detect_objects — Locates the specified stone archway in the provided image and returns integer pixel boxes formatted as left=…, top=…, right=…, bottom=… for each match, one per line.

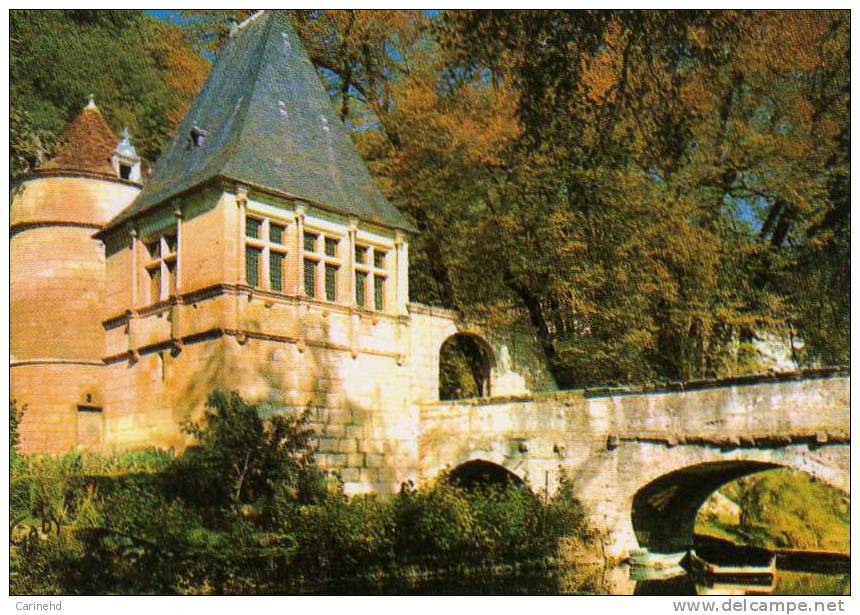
left=448, top=459, right=526, bottom=490
left=438, top=333, right=495, bottom=401
left=629, top=456, right=850, bottom=554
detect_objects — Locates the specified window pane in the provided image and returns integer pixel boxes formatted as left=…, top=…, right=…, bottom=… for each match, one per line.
left=304, top=232, right=317, bottom=252
left=325, top=237, right=338, bottom=257
left=166, top=261, right=177, bottom=295
left=164, top=234, right=177, bottom=254
left=325, top=264, right=338, bottom=301
left=246, top=246, right=261, bottom=287
left=246, top=218, right=261, bottom=239
left=374, top=250, right=386, bottom=269
left=374, top=275, right=385, bottom=311
left=355, top=272, right=366, bottom=307
left=355, top=245, right=368, bottom=264
left=149, top=268, right=160, bottom=303
left=146, top=241, right=160, bottom=260
left=270, top=252, right=284, bottom=292
left=270, top=223, right=284, bottom=244
left=304, top=259, right=317, bottom=297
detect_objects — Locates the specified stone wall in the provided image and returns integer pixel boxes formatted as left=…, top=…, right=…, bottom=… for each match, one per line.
left=11, top=174, right=139, bottom=453
left=418, top=371, right=850, bottom=556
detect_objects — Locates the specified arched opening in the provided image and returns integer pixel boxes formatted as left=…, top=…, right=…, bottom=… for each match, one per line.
left=630, top=462, right=850, bottom=595
left=439, top=333, right=494, bottom=401
left=695, top=468, right=850, bottom=555
left=631, top=461, right=850, bottom=558
left=448, top=459, right=524, bottom=490
left=631, top=461, right=780, bottom=553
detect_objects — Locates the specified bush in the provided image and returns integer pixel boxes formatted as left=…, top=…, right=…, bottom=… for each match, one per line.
left=10, top=391, right=595, bottom=594
left=173, top=390, right=320, bottom=512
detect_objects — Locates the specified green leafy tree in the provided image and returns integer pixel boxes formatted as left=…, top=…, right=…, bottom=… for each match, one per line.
left=10, top=9, right=208, bottom=178
left=10, top=398, right=22, bottom=453
left=178, top=391, right=318, bottom=511
left=393, top=9, right=850, bottom=384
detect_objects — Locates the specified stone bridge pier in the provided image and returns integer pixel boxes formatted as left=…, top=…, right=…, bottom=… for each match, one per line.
left=417, top=369, right=849, bottom=559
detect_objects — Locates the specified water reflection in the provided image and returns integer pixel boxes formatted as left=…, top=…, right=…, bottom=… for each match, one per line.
left=624, top=564, right=848, bottom=596
left=314, top=560, right=848, bottom=595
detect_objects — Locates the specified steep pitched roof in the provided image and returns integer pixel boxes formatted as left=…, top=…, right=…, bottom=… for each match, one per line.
left=106, top=10, right=414, bottom=232
left=39, top=101, right=118, bottom=177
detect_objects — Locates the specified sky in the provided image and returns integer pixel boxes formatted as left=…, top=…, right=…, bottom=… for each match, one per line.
left=145, top=9, right=186, bottom=23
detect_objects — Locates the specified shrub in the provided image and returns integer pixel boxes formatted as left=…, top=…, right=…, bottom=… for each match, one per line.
left=10, top=391, right=596, bottom=594
left=172, top=390, right=320, bottom=512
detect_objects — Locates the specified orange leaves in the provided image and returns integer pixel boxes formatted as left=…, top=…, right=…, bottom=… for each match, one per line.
left=581, top=19, right=625, bottom=103
left=389, top=58, right=521, bottom=171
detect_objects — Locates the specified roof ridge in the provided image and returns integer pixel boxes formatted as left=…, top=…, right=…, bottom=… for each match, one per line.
left=233, top=10, right=266, bottom=34
left=213, top=11, right=275, bottom=179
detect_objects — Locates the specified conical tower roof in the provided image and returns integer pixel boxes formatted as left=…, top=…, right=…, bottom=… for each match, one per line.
left=107, top=10, right=414, bottom=232
left=40, top=98, right=118, bottom=177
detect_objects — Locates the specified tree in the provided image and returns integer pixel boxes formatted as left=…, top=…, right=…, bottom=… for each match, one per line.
left=417, top=9, right=850, bottom=384
left=10, top=10, right=208, bottom=178
left=10, top=398, right=23, bottom=456
left=179, top=391, right=318, bottom=511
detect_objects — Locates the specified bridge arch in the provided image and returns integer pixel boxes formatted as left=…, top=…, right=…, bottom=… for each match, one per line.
left=629, top=452, right=850, bottom=554
left=448, top=459, right=525, bottom=489
left=438, top=332, right=495, bottom=400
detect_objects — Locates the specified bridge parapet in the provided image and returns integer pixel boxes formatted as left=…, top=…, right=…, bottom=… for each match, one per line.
left=418, top=369, right=849, bottom=487
left=417, top=369, right=849, bottom=558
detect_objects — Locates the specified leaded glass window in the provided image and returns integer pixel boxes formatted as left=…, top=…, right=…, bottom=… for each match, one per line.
left=325, top=264, right=338, bottom=301
left=374, top=250, right=386, bottom=269
left=374, top=275, right=385, bottom=311
left=304, top=259, right=317, bottom=297
left=270, top=223, right=284, bottom=245
left=304, top=232, right=318, bottom=252
left=246, top=217, right=261, bottom=239
left=246, top=246, right=261, bottom=287
left=355, top=271, right=366, bottom=307
left=325, top=237, right=338, bottom=257
left=270, top=252, right=284, bottom=291
left=355, top=244, right=368, bottom=264
left=149, top=268, right=161, bottom=303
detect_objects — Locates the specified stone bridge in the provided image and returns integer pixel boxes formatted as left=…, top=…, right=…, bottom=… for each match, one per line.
left=417, top=368, right=849, bottom=558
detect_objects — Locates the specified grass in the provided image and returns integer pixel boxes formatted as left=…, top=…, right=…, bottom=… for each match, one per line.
left=696, top=468, right=850, bottom=553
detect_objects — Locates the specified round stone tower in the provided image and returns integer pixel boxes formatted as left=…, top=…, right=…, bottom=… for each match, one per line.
left=11, top=98, right=142, bottom=452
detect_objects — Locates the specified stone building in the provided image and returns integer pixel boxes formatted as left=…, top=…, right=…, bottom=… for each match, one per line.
left=11, top=10, right=554, bottom=493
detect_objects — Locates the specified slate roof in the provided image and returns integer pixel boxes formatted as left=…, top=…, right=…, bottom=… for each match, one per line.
left=106, top=10, right=414, bottom=232
left=39, top=103, right=118, bottom=177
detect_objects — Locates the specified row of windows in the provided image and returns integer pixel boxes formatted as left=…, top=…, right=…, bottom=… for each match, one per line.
left=138, top=219, right=393, bottom=312
left=245, top=216, right=390, bottom=311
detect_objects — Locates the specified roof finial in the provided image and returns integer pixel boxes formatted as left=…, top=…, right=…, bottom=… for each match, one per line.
left=115, top=126, right=139, bottom=161
left=85, top=94, right=97, bottom=111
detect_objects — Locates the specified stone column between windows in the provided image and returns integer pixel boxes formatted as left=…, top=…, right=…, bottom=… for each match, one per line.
left=347, top=218, right=358, bottom=306
left=127, top=224, right=139, bottom=362
left=159, top=234, right=170, bottom=300
left=295, top=205, right=306, bottom=296
left=129, top=225, right=139, bottom=307
left=315, top=233, right=324, bottom=299
left=172, top=202, right=184, bottom=347
left=173, top=202, right=183, bottom=292
left=395, top=231, right=409, bottom=314
left=261, top=218, right=271, bottom=290
left=235, top=185, right=248, bottom=340
left=236, top=186, right=248, bottom=285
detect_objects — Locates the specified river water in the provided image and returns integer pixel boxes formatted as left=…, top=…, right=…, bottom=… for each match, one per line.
left=327, top=565, right=849, bottom=595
